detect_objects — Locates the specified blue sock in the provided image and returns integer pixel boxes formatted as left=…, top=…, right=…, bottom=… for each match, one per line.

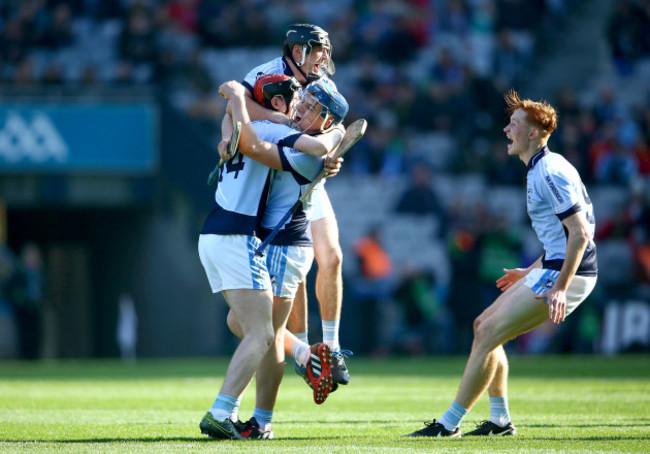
left=252, top=407, right=273, bottom=429
left=294, top=331, right=309, bottom=344
left=489, top=396, right=511, bottom=426
left=210, top=394, right=237, bottom=421
left=322, top=319, right=340, bottom=351
left=439, top=401, right=468, bottom=431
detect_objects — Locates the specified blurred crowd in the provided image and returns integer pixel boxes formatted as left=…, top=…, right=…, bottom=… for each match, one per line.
left=1, top=0, right=649, bottom=356
left=1, top=0, right=649, bottom=184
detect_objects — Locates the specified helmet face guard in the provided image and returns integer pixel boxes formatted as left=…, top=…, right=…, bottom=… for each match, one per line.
left=290, top=82, right=348, bottom=133
left=283, top=24, right=335, bottom=82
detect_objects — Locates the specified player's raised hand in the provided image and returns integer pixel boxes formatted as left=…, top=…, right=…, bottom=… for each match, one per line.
left=496, top=267, right=527, bottom=292
left=535, top=288, right=567, bottom=324
left=218, top=80, right=246, bottom=100
left=324, top=156, right=343, bottom=178
left=218, top=138, right=232, bottom=161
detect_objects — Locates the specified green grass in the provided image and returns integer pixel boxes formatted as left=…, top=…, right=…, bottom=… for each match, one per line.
left=1, top=355, right=649, bottom=453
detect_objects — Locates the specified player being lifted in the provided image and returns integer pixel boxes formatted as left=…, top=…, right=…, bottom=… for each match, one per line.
left=221, top=23, right=352, bottom=389
left=199, top=74, right=348, bottom=439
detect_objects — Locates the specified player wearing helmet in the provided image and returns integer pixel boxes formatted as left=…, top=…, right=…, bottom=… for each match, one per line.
left=282, top=23, right=335, bottom=83
left=199, top=75, right=347, bottom=439
left=220, top=23, right=353, bottom=392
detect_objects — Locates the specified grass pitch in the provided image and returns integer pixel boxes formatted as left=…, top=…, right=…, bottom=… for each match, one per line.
left=0, top=355, right=648, bottom=453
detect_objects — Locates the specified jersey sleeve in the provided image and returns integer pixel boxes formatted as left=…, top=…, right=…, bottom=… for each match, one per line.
left=242, top=58, right=288, bottom=93
left=253, top=121, right=301, bottom=144
left=540, top=167, right=581, bottom=219
left=278, top=147, right=324, bottom=185
left=242, top=68, right=260, bottom=93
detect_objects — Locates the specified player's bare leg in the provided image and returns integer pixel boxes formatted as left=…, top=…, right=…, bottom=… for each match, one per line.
left=200, top=289, right=274, bottom=439
left=229, top=299, right=334, bottom=406
left=454, top=282, right=548, bottom=410
left=311, top=211, right=351, bottom=386
left=219, top=289, right=274, bottom=398
left=255, top=296, right=292, bottom=412
left=287, top=282, right=309, bottom=336
left=312, top=214, right=343, bottom=323
left=406, top=282, right=547, bottom=438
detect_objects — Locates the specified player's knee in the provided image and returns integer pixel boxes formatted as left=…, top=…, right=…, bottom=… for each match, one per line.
left=227, top=311, right=243, bottom=339
left=473, top=316, right=483, bottom=333
left=317, top=245, right=342, bottom=271
left=473, top=321, right=497, bottom=349
left=257, top=324, right=275, bottom=349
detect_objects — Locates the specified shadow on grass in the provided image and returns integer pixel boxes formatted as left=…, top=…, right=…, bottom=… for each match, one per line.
left=3, top=432, right=649, bottom=444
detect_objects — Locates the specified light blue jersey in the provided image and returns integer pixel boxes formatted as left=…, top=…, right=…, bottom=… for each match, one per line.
left=261, top=146, right=325, bottom=246
left=526, top=146, right=597, bottom=275
left=201, top=121, right=302, bottom=236
left=241, top=56, right=335, bottom=246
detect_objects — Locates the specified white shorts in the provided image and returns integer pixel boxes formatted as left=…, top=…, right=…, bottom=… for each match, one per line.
left=198, top=234, right=271, bottom=293
left=266, top=244, right=314, bottom=298
left=524, top=268, right=597, bottom=316
left=310, top=185, right=334, bottom=222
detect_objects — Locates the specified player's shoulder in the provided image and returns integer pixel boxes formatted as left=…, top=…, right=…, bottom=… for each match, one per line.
left=540, top=150, right=578, bottom=177
left=245, top=57, right=287, bottom=80
left=255, top=120, right=299, bottom=138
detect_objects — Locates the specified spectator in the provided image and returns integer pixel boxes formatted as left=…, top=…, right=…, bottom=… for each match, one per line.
left=392, top=265, right=449, bottom=355
left=606, top=0, right=647, bottom=76
left=7, top=243, right=45, bottom=360
left=118, top=9, right=158, bottom=65
left=39, top=3, right=74, bottom=50
left=394, top=163, right=448, bottom=237
left=351, top=226, right=395, bottom=354
left=116, top=292, right=138, bottom=363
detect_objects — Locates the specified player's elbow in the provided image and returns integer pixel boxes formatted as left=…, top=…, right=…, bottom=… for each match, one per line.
left=571, top=226, right=590, bottom=247
left=239, top=137, right=258, bottom=155
left=308, top=142, right=329, bottom=157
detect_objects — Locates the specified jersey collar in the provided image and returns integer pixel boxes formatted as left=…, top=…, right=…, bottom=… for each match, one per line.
left=281, top=56, right=297, bottom=78
left=526, top=145, right=549, bottom=171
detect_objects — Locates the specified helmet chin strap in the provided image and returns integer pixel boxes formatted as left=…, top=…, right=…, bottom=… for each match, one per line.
left=291, top=45, right=323, bottom=83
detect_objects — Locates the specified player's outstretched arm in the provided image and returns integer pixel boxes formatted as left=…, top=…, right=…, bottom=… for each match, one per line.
left=496, top=255, right=543, bottom=292
left=293, top=124, right=345, bottom=157
left=220, top=80, right=284, bottom=169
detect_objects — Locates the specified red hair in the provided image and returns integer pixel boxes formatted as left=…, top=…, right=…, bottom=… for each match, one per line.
left=504, top=89, right=558, bottom=138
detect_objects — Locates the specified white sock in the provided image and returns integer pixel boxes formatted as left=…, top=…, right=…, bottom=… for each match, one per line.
left=322, top=319, right=340, bottom=351
left=230, top=397, right=242, bottom=423
left=291, top=340, right=311, bottom=368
